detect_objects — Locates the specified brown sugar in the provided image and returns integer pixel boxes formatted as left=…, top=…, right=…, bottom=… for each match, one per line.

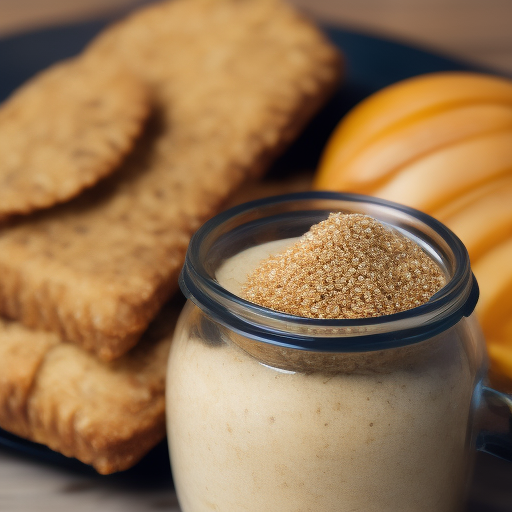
left=241, top=213, right=446, bottom=319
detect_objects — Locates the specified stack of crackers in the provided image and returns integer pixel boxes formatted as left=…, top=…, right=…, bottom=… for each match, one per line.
left=0, top=0, right=341, bottom=474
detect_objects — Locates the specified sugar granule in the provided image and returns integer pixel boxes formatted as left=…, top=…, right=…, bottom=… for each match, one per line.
left=241, top=213, right=446, bottom=319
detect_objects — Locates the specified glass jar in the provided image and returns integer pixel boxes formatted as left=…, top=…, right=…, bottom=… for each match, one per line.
left=166, top=192, right=512, bottom=512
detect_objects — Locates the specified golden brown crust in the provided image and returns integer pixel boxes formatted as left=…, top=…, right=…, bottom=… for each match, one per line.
left=0, top=320, right=60, bottom=438
left=0, top=301, right=179, bottom=474
left=0, top=57, right=150, bottom=219
left=0, top=0, right=342, bottom=361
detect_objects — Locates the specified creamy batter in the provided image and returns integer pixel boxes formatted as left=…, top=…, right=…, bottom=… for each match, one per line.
left=166, top=240, right=477, bottom=512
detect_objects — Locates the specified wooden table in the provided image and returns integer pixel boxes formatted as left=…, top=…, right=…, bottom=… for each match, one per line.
left=1, top=1, right=511, bottom=511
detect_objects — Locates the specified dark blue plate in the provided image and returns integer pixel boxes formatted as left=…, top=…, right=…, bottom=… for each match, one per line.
left=0, top=17, right=510, bottom=509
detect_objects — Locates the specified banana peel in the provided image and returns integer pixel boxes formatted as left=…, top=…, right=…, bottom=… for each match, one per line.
left=371, top=130, right=512, bottom=213
left=434, top=174, right=512, bottom=262
left=315, top=72, right=512, bottom=191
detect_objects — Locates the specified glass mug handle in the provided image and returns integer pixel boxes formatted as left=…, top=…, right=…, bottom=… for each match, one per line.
left=476, top=385, right=512, bottom=461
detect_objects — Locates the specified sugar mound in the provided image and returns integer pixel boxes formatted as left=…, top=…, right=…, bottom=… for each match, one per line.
left=242, top=213, right=445, bottom=319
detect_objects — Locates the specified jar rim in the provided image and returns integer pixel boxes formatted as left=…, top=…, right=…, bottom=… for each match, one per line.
left=179, top=192, right=479, bottom=352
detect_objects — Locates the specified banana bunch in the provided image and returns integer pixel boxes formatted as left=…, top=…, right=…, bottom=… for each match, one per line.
left=314, top=72, right=512, bottom=389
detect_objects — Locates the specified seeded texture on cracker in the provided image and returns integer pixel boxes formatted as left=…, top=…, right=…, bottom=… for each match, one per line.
left=0, top=301, right=179, bottom=474
left=0, top=57, right=150, bottom=219
left=0, top=0, right=341, bottom=360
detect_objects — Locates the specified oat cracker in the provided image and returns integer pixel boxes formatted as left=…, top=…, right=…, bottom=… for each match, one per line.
left=0, top=57, right=150, bottom=218
left=0, top=300, right=179, bottom=474
left=0, top=0, right=341, bottom=360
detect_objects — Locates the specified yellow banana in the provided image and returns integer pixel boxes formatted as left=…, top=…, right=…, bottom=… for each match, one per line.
left=318, top=104, right=512, bottom=193
left=372, top=129, right=512, bottom=213
left=315, top=71, right=512, bottom=190
left=434, top=174, right=512, bottom=262
left=473, top=236, right=512, bottom=338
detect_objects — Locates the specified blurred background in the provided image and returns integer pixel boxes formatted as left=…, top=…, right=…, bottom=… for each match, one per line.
left=1, top=0, right=511, bottom=75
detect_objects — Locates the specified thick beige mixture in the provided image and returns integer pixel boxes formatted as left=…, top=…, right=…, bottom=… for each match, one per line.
left=166, top=239, right=477, bottom=512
